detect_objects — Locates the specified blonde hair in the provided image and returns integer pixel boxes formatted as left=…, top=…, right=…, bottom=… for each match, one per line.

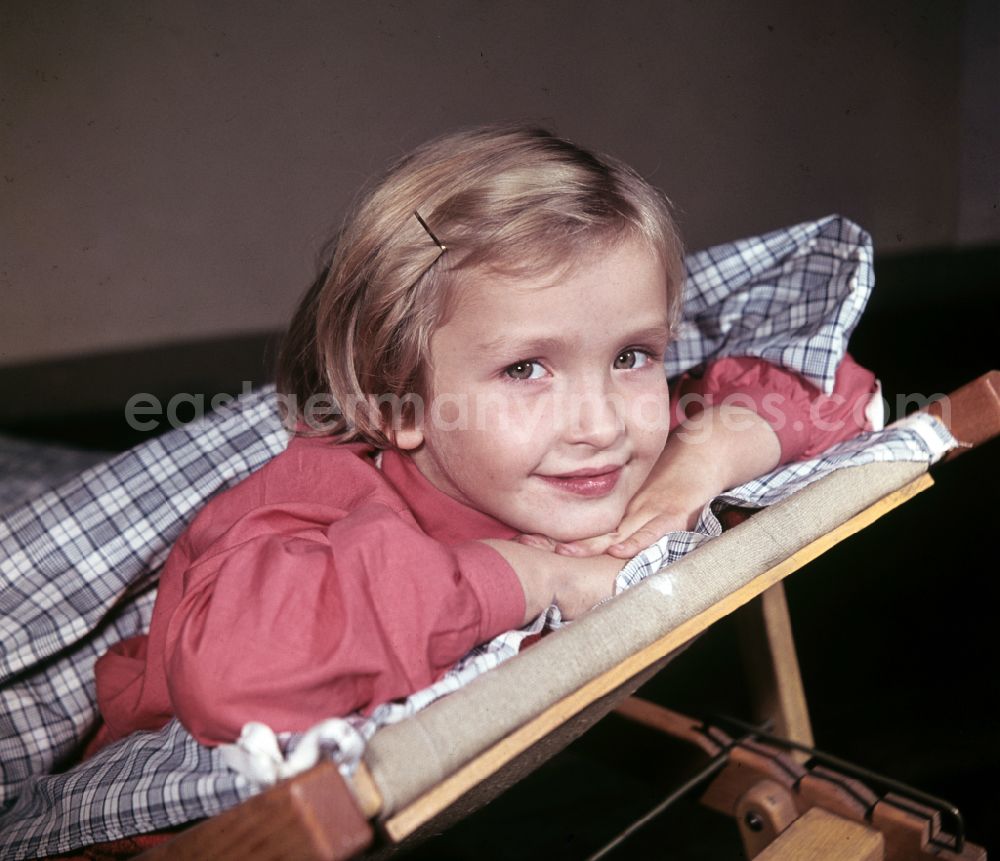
left=277, top=123, right=684, bottom=446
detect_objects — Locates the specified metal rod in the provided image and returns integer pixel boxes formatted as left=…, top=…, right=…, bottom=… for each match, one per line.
left=708, top=713, right=966, bottom=853
left=583, top=753, right=729, bottom=861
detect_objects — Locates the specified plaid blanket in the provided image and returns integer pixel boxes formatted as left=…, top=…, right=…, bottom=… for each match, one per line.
left=0, top=437, right=111, bottom=516
left=0, top=216, right=953, bottom=858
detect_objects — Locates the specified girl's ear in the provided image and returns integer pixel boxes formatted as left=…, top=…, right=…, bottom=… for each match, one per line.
left=389, top=421, right=424, bottom=451
left=378, top=391, right=425, bottom=450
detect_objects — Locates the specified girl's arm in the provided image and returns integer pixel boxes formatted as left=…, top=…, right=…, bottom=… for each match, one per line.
left=483, top=538, right=621, bottom=618
left=164, top=503, right=530, bottom=745
left=556, top=354, right=879, bottom=558
left=162, top=504, right=614, bottom=746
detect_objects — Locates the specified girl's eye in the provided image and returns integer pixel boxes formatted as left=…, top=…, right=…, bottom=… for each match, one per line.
left=613, top=349, right=650, bottom=370
left=505, top=360, right=545, bottom=381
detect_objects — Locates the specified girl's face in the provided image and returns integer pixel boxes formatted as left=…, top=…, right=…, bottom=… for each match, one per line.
left=397, top=238, right=672, bottom=543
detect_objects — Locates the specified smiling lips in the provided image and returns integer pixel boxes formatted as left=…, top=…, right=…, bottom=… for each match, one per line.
left=538, top=466, right=623, bottom=497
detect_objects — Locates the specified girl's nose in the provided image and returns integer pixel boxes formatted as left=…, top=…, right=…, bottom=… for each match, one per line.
left=563, top=385, right=626, bottom=449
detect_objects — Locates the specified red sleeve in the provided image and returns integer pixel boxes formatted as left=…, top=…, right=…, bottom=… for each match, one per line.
left=669, top=354, right=879, bottom=464
left=163, top=502, right=524, bottom=746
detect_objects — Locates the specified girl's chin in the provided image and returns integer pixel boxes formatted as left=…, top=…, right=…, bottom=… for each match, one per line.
left=533, top=512, right=625, bottom=545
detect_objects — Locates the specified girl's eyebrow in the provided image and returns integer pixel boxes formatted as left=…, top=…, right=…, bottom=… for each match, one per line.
left=476, top=334, right=568, bottom=359
left=476, top=323, right=672, bottom=358
left=622, top=323, right=673, bottom=345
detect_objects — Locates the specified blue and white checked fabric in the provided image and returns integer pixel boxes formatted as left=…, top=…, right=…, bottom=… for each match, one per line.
left=0, top=436, right=111, bottom=516
left=0, top=398, right=289, bottom=840
left=0, top=216, right=947, bottom=858
left=667, top=214, right=873, bottom=393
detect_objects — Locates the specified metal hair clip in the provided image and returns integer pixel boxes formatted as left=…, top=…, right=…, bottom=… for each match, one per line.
left=413, top=211, right=447, bottom=278
left=414, top=211, right=446, bottom=252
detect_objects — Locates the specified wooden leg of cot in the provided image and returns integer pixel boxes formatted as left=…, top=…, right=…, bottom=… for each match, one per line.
left=752, top=807, right=885, bottom=861
left=735, top=581, right=814, bottom=757
left=137, top=761, right=375, bottom=861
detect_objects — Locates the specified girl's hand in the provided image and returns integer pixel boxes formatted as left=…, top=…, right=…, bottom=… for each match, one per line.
left=558, top=497, right=705, bottom=560
left=482, top=539, right=620, bottom=622
left=554, top=405, right=782, bottom=559
left=549, top=553, right=621, bottom=619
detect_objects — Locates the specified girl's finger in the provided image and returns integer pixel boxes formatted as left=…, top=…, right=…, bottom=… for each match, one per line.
left=515, top=533, right=558, bottom=551
left=554, top=532, right=619, bottom=557
left=606, top=513, right=688, bottom=558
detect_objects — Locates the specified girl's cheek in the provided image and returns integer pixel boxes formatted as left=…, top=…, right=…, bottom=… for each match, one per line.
left=622, top=383, right=671, bottom=437
left=430, top=395, right=470, bottom=429
left=470, top=389, right=553, bottom=439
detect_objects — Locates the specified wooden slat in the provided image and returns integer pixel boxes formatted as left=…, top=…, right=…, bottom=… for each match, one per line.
left=139, top=761, right=373, bottom=861
left=613, top=695, right=724, bottom=758
left=927, top=369, right=1000, bottom=458
left=754, top=807, right=884, bottom=861
left=383, top=472, right=933, bottom=842
left=736, top=581, right=814, bottom=754
left=349, top=764, right=383, bottom=819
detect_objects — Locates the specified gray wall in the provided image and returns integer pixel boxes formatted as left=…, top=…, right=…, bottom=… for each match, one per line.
left=958, top=0, right=1000, bottom=246
left=2, top=1, right=994, bottom=367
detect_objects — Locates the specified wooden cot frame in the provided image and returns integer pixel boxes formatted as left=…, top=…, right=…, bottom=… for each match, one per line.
left=140, top=371, right=999, bottom=861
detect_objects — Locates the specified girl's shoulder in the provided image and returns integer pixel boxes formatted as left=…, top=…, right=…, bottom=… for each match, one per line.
left=183, top=437, right=388, bottom=551
left=240, top=434, right=383, bottom=501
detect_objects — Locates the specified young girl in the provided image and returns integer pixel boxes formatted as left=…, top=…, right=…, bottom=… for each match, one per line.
left=94, top=124, right=876, bottom=748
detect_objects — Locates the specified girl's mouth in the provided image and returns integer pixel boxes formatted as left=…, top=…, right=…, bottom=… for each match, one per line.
left=538, top=467, right=623, bottom=498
